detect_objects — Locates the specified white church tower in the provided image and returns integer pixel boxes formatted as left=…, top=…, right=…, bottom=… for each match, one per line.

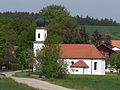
left=33, top=18, right=47, bottom=57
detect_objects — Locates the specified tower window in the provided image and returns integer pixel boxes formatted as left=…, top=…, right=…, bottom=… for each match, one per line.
left=94, top=62, right=97, bottom=70
left=38, top=33, right=40, bottom=38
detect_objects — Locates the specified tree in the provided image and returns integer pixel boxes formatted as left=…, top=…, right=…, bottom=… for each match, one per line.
left=15, top=48, right=34, bottom=71
left=104, top=33, right=112, bottom=48
left=106, top=54, right=116, bottom=72
left=40, top=5, right=69, bottom=24
left=44, top=34, right=62, bottom=44
left=48, top=14, right=78, bottom=35
left=0, top=24, right=17, bottom=45
left=107, top=53, right=120, bottom=73
left=37, top=45, right=68, bottom=78
left=63, top=27, right=89, bottom=44
left=114, top=53, right=120, bottom=73
left=91, top=29, right=103, bottom=46
left=17, top=24, right=35, bottom=48
left=0, top=31, right=8, bottom=60
left=63, top=29, right=76, bottom=44
left=77, top=27, right=89, bottom=44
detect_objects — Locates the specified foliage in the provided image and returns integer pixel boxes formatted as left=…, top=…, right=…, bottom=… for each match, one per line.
left=107, top=53, right=120, bottom=72
left=17, top=24, right=35, bottom=48
left=37, top=45, right=68, bottom=78
left=104, top=33, right=112, bottom=48
left=40, top=5, right=69, bottom=24
left=11, top=18, right=31, bottom=35
left=114, top=53, right=120, bottom=72
left=0, top=11, right=40, bottom=22
left=0, top=11, right=119, bottom=26
left=91, top=29, right=103, bottom=46
left=48, top=14, right=78, bottom=35
left=0, top=24, right=17, bottom=45
left=76, top=15, right=120, bottom=26
left=44, top=34, right=62, bottom=44
left=0, top=31, right=8, bottom=60
left=15, top=48, right=34, bottom=70
left=106, top=53, right=116, bottom=70
left=63, top=27, right=89, bottom=44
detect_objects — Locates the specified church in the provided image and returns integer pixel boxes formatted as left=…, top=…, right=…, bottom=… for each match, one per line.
left=33, top=18, right=106, bottom=75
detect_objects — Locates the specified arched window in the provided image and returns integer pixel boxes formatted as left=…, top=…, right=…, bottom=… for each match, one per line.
left=38, top=33, right=40, bottom=38
left=94, top=62, right=97, bottom=70
left=71, top=61, right=74, bottom=65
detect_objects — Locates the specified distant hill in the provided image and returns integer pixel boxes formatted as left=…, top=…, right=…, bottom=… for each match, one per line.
left=84, top=25, right=120, bottom=40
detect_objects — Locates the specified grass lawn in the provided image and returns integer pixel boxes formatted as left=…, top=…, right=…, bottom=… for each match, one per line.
left=44, top=74, right=120, bottom=90
left=0, top=78, right=38, bottom=90
left=84, top=25, right=120, bottom=40
left=13, top=72, right=120, bottom=90
left=0, top=70, right=15, bottom=72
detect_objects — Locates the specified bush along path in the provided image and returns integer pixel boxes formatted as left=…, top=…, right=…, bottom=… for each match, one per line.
left=2, top=71, right=73, bottom=90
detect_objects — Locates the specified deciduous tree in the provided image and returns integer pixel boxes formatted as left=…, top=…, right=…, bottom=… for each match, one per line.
left=37, top=45, right=68, bottom=78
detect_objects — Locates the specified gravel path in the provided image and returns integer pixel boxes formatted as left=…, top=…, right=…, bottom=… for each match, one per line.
left=2, top=71, right=73, bottom=90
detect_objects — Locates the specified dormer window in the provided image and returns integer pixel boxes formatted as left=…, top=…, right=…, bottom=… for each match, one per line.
left=105, top=52, right=109, bottom=56
left=38, top=33, right=40, bottom=38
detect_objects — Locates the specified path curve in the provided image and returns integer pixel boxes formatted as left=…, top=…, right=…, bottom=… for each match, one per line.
left=2, top=71, right=73, bottom=90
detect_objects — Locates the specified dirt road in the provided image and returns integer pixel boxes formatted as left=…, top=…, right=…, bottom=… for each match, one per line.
left=2, top=71, right=73, bottom=90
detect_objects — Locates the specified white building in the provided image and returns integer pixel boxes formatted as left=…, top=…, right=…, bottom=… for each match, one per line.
left=111, top=40, right=120, bottom=51
left=33, top=18, right=106, bottom=75
left=59, top=44, right=105, bottom=75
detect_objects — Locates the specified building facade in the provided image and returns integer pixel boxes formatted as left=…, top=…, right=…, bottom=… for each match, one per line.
left=33, top=18, right=106, bottom=75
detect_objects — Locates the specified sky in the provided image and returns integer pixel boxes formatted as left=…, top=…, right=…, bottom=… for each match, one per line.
left=0, top=0, right=120, bottom=22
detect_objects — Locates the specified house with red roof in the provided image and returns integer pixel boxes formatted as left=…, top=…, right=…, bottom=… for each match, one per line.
left=59, top=44, right=105, bottom=75
left=33, top=19, right=106, bottom=75
left=111, top=40, right=120, bottom=51
left=96, top=44, right=115, bottom=57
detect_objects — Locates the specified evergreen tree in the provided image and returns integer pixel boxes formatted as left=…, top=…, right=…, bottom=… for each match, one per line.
left=63, top=27, right=89, bottom=44
left=78, top=27, right=89, bottom=44
left=104, top=33, right=112, bottom=48
left=91, top=29, right=103, bottom=46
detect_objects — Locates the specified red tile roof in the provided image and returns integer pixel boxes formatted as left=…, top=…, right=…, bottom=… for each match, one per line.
left=71, top=60, right=89, bottom=68
left=59, top=44, right=105, bottom=59
left=111, top=40, right=120, bottom=48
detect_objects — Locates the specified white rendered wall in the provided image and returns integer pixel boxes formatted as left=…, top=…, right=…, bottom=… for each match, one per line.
left=64, top=58, right=105, bottom=75
left=36, top=28, right=47, bottom=41
left=33, top=43, right=44, bottom=57
left=112, top=47, right=120, bottom=51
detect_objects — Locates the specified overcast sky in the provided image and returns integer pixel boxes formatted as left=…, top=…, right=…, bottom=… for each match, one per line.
left=0, top=0, right=120, bottom=22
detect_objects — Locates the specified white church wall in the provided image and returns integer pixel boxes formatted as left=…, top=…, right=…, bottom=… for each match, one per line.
left=70, top=67, right=84, bottom=74
left=64, top=58, right=105, bottom=75
left=33, top=43, right=44, bottom=57
left=92, top=59, right=105, bottom=75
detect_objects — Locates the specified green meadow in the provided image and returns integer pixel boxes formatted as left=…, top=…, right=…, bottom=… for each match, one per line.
left=44, top=74, right=120, bottom=90
left=84, top=25, right=120, bottom=40
left=0, top=78, right=37, bottom=90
